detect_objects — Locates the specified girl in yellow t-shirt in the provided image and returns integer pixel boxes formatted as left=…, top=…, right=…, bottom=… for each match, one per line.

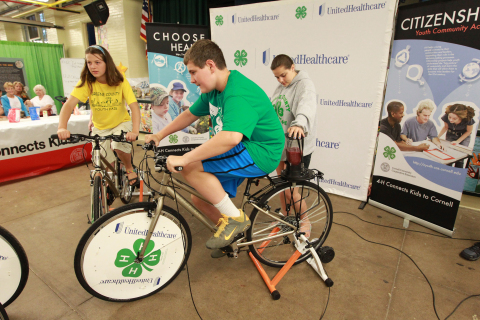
left=57, top=45, right=140, bottom=185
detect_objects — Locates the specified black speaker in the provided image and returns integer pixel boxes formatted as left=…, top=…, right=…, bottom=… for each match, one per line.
left=84, top=0, right=109, bottom=27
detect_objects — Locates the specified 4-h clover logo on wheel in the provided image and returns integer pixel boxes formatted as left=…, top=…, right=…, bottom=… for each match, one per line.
left=114, top=238, right=161, bottom=278
left=215, top=15, right=224, bottom=26
left=234, top=50, right=248, bottom=67
left=295, top=6, right=307, bottom=20
left=169, top=134, right=178, bottom=144
left=383, top=146, right=396, bottom=160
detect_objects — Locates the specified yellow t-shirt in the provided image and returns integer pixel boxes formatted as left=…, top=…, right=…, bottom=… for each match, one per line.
left=71, top=79, right=137, bottom=130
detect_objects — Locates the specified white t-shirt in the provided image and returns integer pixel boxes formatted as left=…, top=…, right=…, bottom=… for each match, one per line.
left=30, top=95, right=56, bottom=115
left=152, top=111, right=172, bottom=134
left=8, top=96, right=21, bottom=109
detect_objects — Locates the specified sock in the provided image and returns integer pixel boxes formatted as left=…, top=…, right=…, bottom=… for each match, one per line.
left=214, top=193, right=240, bottom=218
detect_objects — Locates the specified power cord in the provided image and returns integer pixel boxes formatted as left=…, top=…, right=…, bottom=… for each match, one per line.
left=334, top=210, right=480, bottom=320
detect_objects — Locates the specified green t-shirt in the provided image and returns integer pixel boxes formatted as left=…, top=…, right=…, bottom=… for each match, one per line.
left=189, top=70, right=284, bottom=173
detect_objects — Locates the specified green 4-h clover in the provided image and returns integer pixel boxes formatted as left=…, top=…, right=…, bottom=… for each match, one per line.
left=383, top=146, right=396, bottom=160
left=295, top=6, right=307, bottom=19
left=215, top=15, right=223, bottom=26
left=234, top=50, right=248, bottom=67
left=114, top=238, right=161, bottom=278
left=169, top=134, right=178, bottom=144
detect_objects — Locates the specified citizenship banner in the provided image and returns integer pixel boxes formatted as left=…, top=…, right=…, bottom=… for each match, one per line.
left=146, top=23, right=210, bottom=156
left=210, top=0, right=397, bottom=201
left=370, top=0, right=480, bottom=236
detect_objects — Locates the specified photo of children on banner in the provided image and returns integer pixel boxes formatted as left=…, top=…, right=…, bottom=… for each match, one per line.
left=167, top=81, right=197, bottom=134
left=379, top=100, right=429, bottom=152
left=149, top=87, right=171, bottom=134
left=437, top=103, right=476, bottom=168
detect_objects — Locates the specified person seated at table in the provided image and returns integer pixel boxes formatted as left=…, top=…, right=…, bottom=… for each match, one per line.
left=438, top=103, right=475, bottom=147
left=0, top=99, right=4, bottom=117
left=30, top=84, right=57, bottom=116
left=13, top=81, right=33, bottom=108
left=400, top=99, right=443, bottom=149
left=380, top=101, right=429, bottom=152
left=1, top=82, right=30, bottom=117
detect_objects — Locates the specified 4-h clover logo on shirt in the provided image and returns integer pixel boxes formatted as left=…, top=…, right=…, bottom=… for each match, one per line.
left=215, top=15, right=224, bottom=26
left=169, top=134, right=178, bottom=144
left=234, top=50, right=248, bottom=67
left=383, top=146, right=396, bottom=160
left=114, top=238, right=161, bottom=278
left=295, top=6, right=307, bottom=19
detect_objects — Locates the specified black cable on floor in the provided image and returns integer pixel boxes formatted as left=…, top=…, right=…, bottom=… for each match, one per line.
left=335, top=211, right=480, bottom=242
left=319, top=287, right=330, bottom=320
left=333, top=211, right=480, bottom=320
left=170, top=173, right=203, bottom=320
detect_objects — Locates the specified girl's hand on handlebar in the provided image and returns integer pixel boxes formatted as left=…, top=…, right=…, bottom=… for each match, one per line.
left=88, top=120, right=94, bottom=131
left=145, top=134, right=160, bottom=146
left=126, top=131, right=139, bottom=142
left=57, top=128, right=71, bottom=140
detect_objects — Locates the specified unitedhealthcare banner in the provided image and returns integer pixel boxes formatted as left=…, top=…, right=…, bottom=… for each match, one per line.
left=146, top=23, right=210, bottom=156
left=210, top=0, right=397, bottom=201
left=370, top=0, right=480, bottom=236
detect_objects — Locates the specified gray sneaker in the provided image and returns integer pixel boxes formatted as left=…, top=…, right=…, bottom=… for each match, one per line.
left=206, top=210, right=251, bottom=249
left=210, top=249, right=228, bottom=258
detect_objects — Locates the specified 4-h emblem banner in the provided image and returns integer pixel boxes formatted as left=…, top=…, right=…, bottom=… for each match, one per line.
left=146, top=23, right=211, bottom=156
left=370, top=0, right=480, bottom=236
left=211, top=0, right=397, bottom=201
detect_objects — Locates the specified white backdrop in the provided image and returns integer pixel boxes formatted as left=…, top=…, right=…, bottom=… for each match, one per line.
left=211, top=0, right=396, bottom=201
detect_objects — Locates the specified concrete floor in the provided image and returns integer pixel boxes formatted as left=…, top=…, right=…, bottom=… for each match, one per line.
left=1, top=144, right=479, bottom=320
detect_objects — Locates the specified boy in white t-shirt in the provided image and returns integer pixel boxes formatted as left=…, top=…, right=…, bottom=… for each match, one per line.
left=150, top=88, right=171, bottom=134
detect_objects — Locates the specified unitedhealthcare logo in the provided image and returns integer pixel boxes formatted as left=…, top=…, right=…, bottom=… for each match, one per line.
left=319, top=3, right=325, bottom=16
left=231, top=12, right=279, bottom=24
left=115, top=222, right=124, bottom=234
left=263, top=49, right=270, bottom=66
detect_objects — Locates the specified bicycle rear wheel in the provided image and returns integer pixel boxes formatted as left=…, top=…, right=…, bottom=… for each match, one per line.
left=0, top=226, right=29, bottom=307
left=0, top=302, right=8, bottom=320
left=92, top=176, right=104, bottom=222
left=246, top=180, right=333, bottom=268
left=74, top=202, right=192, bottom=302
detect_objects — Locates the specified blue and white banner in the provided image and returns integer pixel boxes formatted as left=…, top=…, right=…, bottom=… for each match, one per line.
left=146, top=24, right=210, bottom=156
left=370, top=0, right=480, bottom=235
left=211, top=0, right=397, bottom=201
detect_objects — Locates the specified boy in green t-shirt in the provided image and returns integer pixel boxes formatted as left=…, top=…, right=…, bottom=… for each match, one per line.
left=145, top=39, right=284, bottom=251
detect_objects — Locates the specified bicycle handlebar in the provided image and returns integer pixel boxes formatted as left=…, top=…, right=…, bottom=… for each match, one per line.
left=51, top=131, right=138, bottom=144
left=142, top=141, right=183, bottom=172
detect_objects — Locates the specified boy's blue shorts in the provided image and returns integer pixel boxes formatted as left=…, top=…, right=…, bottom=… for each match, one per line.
left=202, top=142, right=267, bottom=198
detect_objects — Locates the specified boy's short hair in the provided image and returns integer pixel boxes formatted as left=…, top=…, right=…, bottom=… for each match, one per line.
left=3, top=82, right=14, bottom=90
left=270, top=54, right=294, bottom=71
left=416, top=99, right=435, bottom=115
left=386, top=101, right=403, bottom=116
left=183, top=39, right=227, bottom=70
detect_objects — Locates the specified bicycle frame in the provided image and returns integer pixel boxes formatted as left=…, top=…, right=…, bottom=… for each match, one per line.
left=135, top=169, right=299, bottom=261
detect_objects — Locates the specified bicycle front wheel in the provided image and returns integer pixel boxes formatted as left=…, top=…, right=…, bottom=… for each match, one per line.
left=74, top=202, right=192, bottom=302
left=0, top=226, right=29, bottom=308
left=0, top=302, right=9, bottom=320
left=246, top=180, right=333, bottom=268
left=92, top=175, right=104, bottom=222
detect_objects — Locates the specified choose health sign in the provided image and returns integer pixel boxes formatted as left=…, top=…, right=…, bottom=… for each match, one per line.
left=370, top=0, right=480, bottom=236
left=211, top=0, right=397, bottom=201
left=146, top=23, right=211, bottom=156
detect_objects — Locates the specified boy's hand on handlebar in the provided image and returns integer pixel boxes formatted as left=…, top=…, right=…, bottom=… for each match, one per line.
left=166, top=155, right=185, bottom=173
left=287, top=126, right=305, bottom=139
left=145, top=134, right=160, bottom=146
left=126, top=131, right=139, bottom=142
left=57, top=128, right=71, bottom=140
